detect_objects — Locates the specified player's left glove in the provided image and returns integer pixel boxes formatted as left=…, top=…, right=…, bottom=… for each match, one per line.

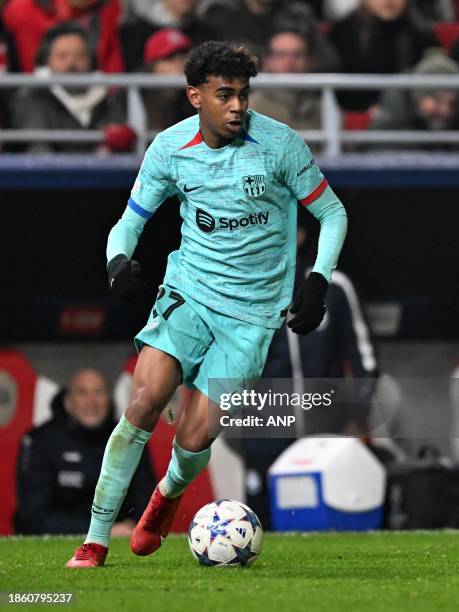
left=287, top=271, right=328, bottom=336
left=107, top=254, right=151, bottom=304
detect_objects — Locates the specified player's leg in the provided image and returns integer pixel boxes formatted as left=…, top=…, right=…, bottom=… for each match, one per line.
left=152, top=310, right=277, bottom=503
left=130, top=389, right=222, bottom=556
left=66, top=346, right=181, bottom=568
left=130, top=291, right=274, bottom=557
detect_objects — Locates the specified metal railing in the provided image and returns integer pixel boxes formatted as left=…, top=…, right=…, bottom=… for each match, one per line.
left=1, top=72, right=459, bottom=156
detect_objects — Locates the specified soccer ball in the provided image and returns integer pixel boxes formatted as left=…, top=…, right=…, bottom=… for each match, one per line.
left=188, top=499, right=263, bottom=567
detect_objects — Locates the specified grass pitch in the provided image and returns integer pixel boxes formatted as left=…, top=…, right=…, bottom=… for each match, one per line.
left=1, top=533, right=458, bottom=612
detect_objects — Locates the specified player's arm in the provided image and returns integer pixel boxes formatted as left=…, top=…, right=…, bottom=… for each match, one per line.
left=280, top=129, right=347, bottom=335
left=107, top=136, right=176, bottom=302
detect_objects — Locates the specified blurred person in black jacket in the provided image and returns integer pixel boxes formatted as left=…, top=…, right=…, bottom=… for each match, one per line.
left=10, top=22, right=135, bottom=154
left=249, top=29, right=325, bottom=145
left=15, top=369, right=155, bottom=536
left=328, top=0, right=440, bottom=111
left=369, top=51, right=459, bottom=149
left=241, top=222, right=378, bottom=528
left=121, top=0, right=215, bottom=72
left=199, top=0, right=338, bottom=65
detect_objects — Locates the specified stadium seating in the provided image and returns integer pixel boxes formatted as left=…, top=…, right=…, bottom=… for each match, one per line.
left=0, top=350, right=57, bottom=534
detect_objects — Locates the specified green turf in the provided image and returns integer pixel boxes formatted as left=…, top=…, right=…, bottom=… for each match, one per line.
left=1, top=533, right=458, bottom=612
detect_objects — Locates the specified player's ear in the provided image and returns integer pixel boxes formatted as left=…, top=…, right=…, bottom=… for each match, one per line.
left=186, top=85, right=201, bottom=110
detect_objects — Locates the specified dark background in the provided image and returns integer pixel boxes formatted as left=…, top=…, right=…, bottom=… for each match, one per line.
left=1, top=187, right=458, bottom=341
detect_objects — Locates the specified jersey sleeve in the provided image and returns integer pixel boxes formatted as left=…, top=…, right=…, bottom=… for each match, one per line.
left=279, top=128, right=348, bottom=283
left=128, top=135, right=176, bottom=219
left=279, top=128, right=328, bottom=204
left=106, top=136, right=176, bottom=262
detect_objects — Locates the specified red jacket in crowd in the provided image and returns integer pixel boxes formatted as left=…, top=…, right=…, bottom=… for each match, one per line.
left=3, top=0, right=124, bottom=72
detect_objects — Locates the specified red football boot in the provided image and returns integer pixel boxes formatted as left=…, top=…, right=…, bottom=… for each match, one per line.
left=65, top=543, right=108, bottom=568
left=130, top=487, right=182, bottom=556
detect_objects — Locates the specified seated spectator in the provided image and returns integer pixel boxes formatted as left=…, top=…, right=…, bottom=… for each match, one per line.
left=10, top=23, right=135, bottom=153
left=142, top=28, right=194, bottom=130
left=369, top=51, right=459, bottom=149
left=2, top=0, right=123, bottom=73
left=329, top=0, right=440, bottom=111
left=15, top=369, right=155, bottom=536
left=121, top=0, right=214, bottom=72
left=199, top=0, right=336, bottom=63
left=324, top=0, right=455, bottom=21
left=249, top=29, right=322, bottom=136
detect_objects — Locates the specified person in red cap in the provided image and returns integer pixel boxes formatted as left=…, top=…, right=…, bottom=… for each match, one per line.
left=142, top=28, right=194, bottom=130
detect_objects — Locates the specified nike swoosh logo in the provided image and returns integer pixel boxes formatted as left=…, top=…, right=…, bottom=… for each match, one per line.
left=183, top=185, right=203, bottom=193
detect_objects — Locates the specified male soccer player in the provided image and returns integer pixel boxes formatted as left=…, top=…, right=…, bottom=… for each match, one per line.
left=66, top=41, right=347, bottom=568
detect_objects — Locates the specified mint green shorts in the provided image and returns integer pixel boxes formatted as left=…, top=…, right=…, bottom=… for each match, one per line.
left=134, top=284, right=275, bottom=405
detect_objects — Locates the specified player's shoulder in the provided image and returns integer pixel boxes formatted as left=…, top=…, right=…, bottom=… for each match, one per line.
left=247, top=109, right=300, bottom=144
left=247, top=110, right=309, bottom=165
left=150, top=114, right=201, bottom=154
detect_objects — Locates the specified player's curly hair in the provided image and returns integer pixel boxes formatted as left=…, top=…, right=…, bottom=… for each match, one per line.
left=184, top=41, right=258, bottom=86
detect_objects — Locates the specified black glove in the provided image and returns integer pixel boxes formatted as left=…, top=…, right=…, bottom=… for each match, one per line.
left=287, top=271, right=328, bottom=335
left=107, top=254, right=151, bottom=303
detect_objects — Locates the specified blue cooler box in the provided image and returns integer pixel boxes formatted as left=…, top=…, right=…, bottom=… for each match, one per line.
left=268, top=436, right=386, bottom=531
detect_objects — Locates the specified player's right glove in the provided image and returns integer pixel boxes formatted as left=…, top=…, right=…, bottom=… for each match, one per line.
left=107, top=254, right=150, bottom=303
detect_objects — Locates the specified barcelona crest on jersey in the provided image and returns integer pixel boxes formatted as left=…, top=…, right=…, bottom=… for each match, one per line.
left=242, top=175, right=266, bottom=198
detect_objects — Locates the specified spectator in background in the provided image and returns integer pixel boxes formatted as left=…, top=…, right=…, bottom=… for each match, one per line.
left=142, top=28, right=194, bottom=130
left=249, top=30, right=322, bottom=136
left=10, top=23, right=135, bottom=153
left=121, top=0, right=214, bottom=72
left=329, top=0, right=440, bottom=111
left=15, top=369, right=155, bottom=535
left=241, top=222, right=378, bottom=528
left=369, top=51, right=459, bottom=149
left=323, top=0, right=455, bottom=21
left=199, top=0, right=338, bottom=67
left=2, top=0, right=123, bottom=73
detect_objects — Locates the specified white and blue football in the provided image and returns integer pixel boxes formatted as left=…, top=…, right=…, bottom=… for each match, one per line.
left=188, top=499, right=263, bottom=567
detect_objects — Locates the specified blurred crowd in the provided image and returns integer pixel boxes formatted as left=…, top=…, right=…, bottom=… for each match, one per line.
left=1, top=0, right=459, bottom=151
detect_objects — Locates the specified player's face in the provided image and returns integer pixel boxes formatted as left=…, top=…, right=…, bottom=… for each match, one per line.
left=187, top=76, right=250, bottom=147
left=65, top=370, right=110, bottom=429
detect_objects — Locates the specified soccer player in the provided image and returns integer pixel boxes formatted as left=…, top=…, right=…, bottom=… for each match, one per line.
left=66, top=41, right=347, bottom=568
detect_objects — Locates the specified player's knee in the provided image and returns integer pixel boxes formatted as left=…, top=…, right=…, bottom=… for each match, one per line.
left=129, top=385, right=165, bottom=419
